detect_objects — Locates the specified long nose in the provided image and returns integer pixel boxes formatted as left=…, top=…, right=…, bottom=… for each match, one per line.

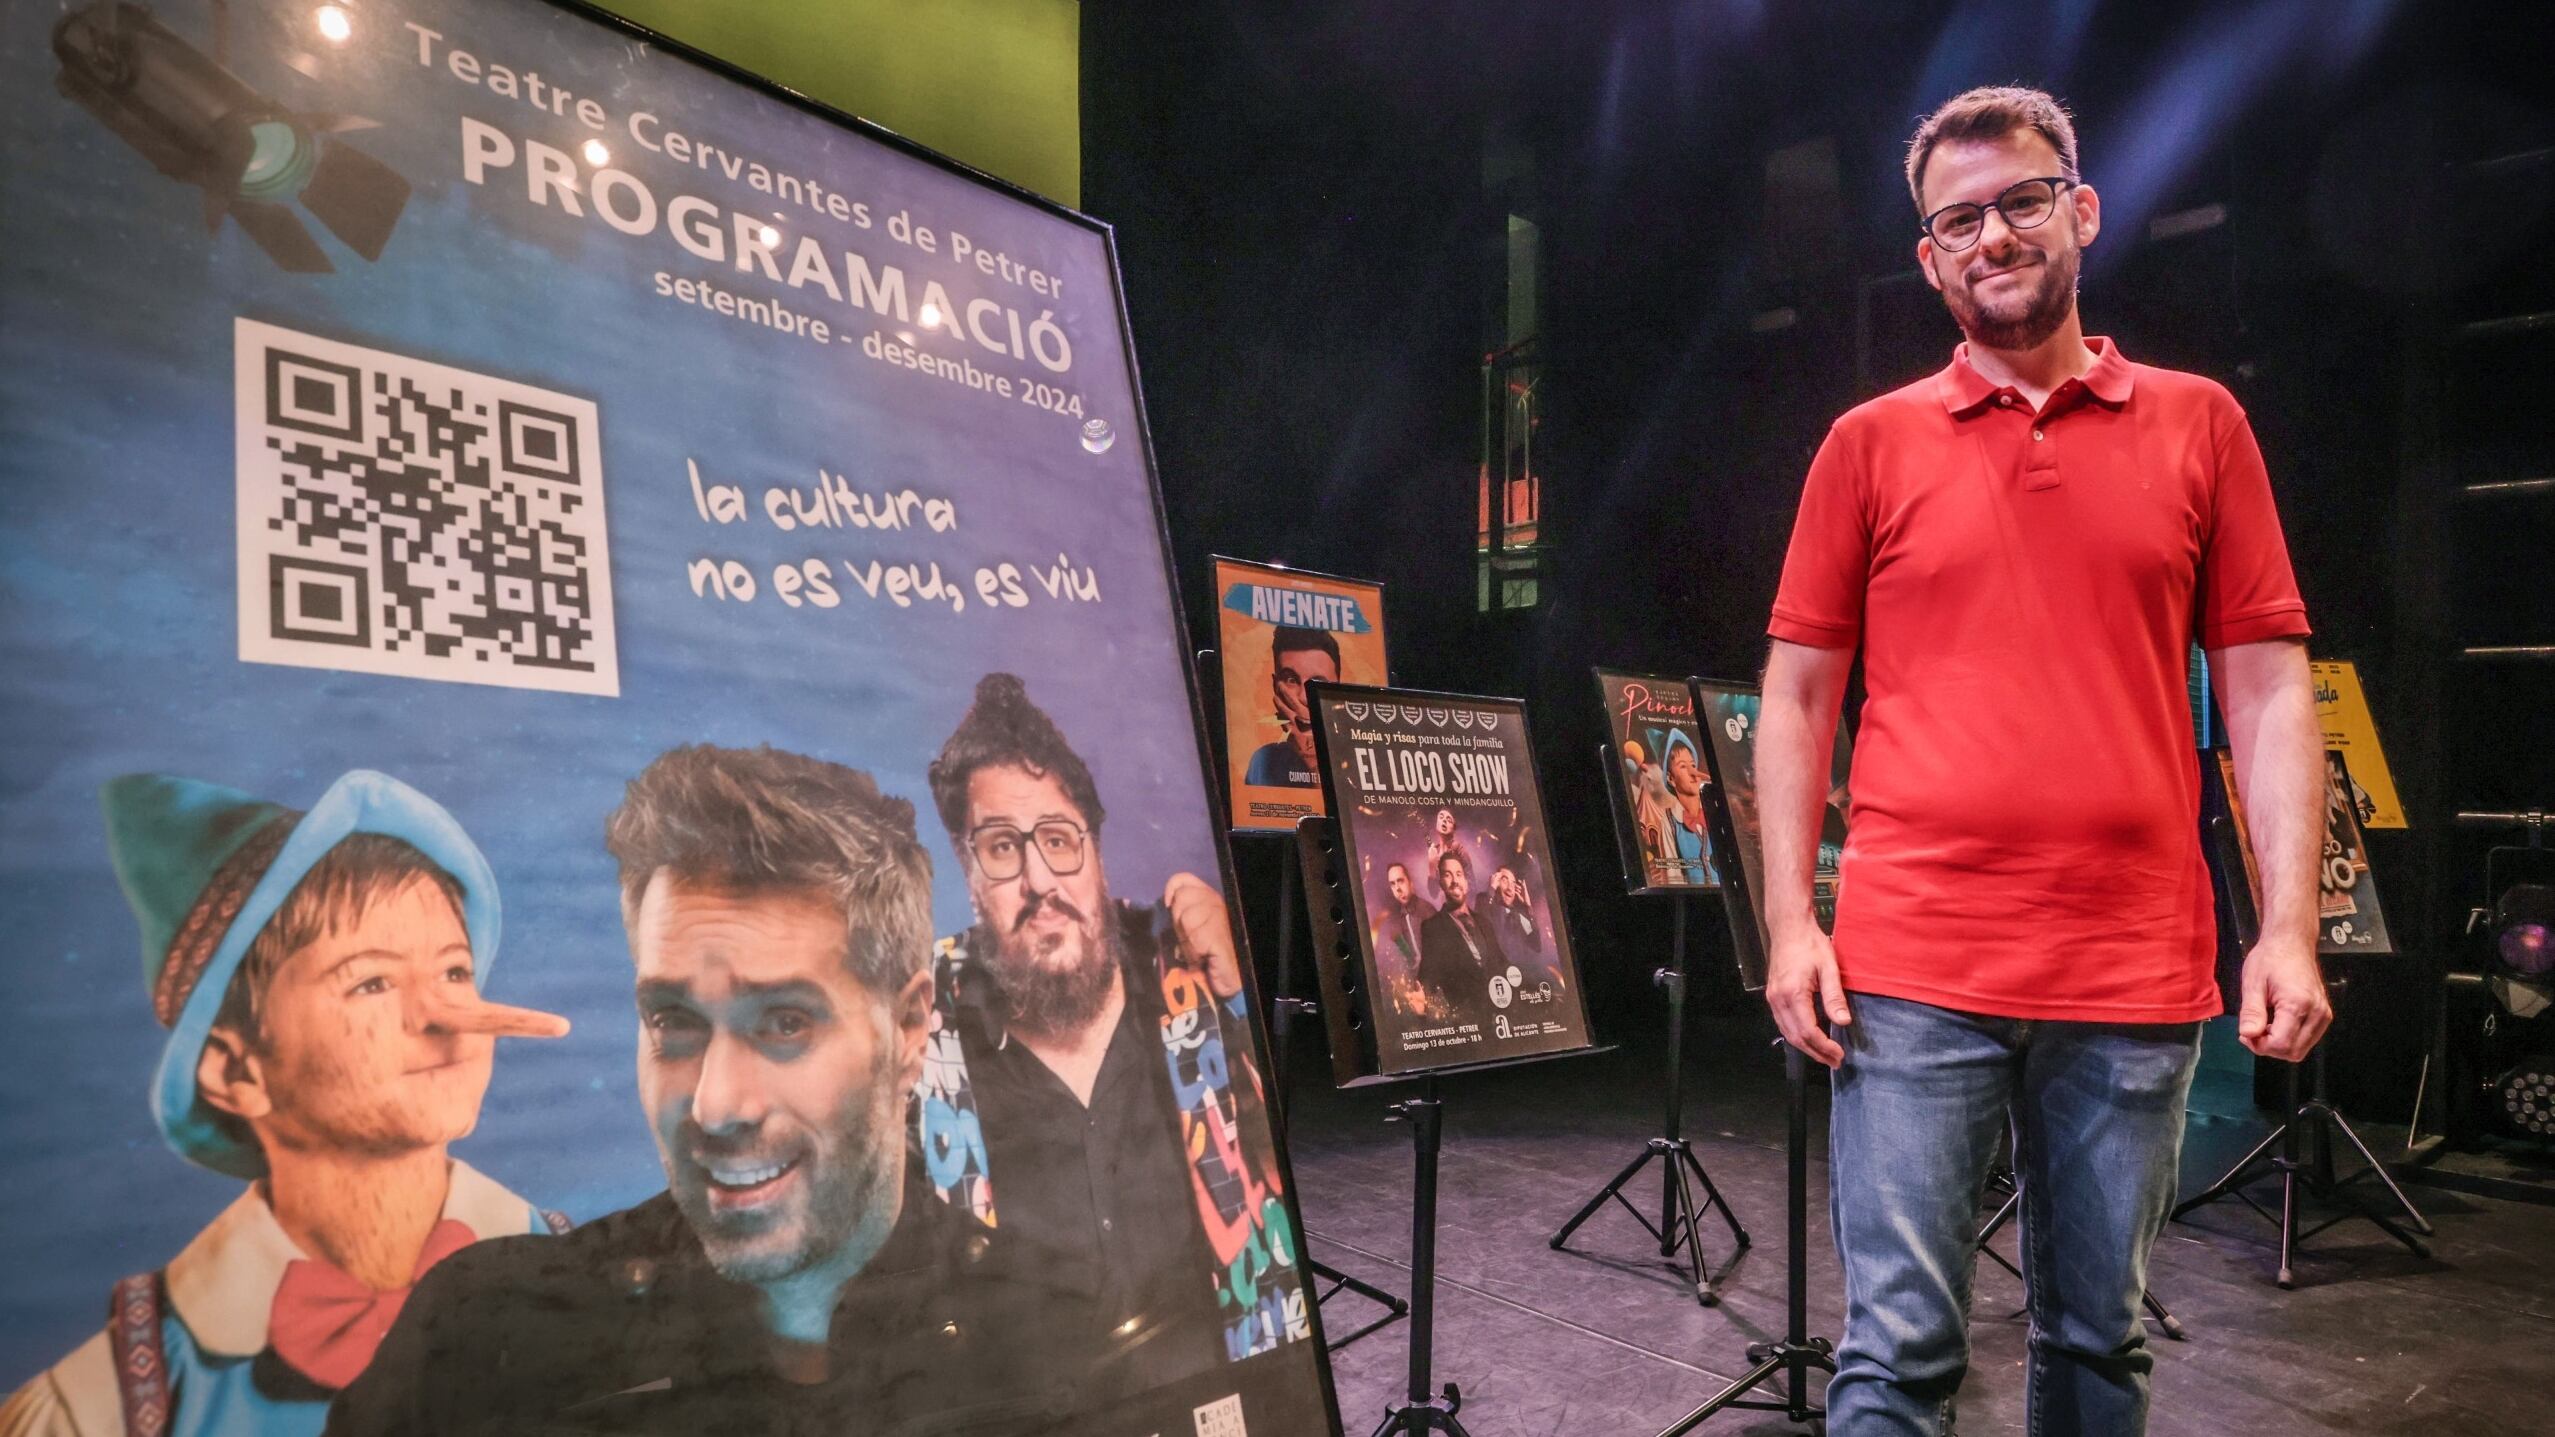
left=414, top=985, right=572, bottom=1040
left=689, top=1029, right=766, bottom=1135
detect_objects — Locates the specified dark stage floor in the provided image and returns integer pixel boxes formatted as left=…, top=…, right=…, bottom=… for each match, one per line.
left=1277, top=1014, right=2555, bottom=1437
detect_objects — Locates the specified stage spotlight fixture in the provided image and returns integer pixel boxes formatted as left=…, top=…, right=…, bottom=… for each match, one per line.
left=2497, top=883, right=2555, bottom=982
left=52, top=2, right=411, bottom=274
left=2495, top=1057, right=2555, bottom=1138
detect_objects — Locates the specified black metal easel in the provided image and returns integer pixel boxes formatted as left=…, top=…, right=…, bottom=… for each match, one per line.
left=1271, top=848, right=1412, bottom=1348
left=2176, top=800, right=2432, bottom=1287
left=1657, top=1041, right=1834, bottom=1436
left=1372, top=1074, right=1470, bottom=1437
left=1550, top=895, right=1750, bottom=1303
left=2169, top=973, right=2433, bottom=1287
left=1659, top=675, right=1836, bottom=1434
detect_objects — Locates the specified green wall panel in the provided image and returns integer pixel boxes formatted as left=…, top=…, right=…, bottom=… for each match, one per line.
left=597, top=0, right=1079, bottom=206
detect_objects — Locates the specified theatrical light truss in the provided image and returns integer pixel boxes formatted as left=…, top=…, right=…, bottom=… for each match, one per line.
left=52, top=1, right=411, bottom=274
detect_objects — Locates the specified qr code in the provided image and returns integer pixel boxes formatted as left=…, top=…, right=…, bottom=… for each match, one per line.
left=1191, top=1394, right=1247, bottom=1437
left=235, top=318, right=617, bottom=696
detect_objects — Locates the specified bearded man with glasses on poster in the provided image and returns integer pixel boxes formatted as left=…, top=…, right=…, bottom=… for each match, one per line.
left=1755, top=87, right=2328, bottom=1435
left=923, top=673, right=1301, bottom=1397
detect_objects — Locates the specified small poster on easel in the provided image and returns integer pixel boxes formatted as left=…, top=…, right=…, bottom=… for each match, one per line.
left=1690, top=678, right=1854, bottom=990
left=1306, top=683, right=1594, bottom=1076
left=2204, top=748, right=2394, bottom=956
left=1594, top=667, right=1722, bottom=894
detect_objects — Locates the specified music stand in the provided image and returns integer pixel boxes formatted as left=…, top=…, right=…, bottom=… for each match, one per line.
left=1550, top=742, right=1750, bottom=1303
left=2172, top=749, right=2432, bottom=1287
left=1656, top=678, right=1837, bottom=1434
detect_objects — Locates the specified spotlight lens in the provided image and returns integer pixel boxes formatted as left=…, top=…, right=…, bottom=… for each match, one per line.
left=238, top=120, right=319, bottom=201
left=918, top=302, right=943, bottom=327
left=316, top=5, right=352, bottom=42
left=2502, top=922, right=2554, bottom=977
left=757, top=224, right=780, bottom=246
left=582, top=139, right=610, bottom=166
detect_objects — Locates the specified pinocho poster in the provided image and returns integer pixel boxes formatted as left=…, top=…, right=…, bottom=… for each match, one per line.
left=0, top=1, right=1334, bottom=1433
left=1691, top=680, right=1853, bottom=990
left=1212, top=558, right=1388, bottom=835
left=1594, top=667, right=1721, bottom=894
left=1308, top=684, right=1591, bottom=1073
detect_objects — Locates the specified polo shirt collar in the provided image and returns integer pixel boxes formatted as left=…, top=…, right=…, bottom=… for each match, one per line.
left=1936, top=335, right=2136, bottom=415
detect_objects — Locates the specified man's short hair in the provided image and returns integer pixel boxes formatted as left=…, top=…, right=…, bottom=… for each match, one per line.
left=927, top=673, right=1106, bottom=849
left=214, top=834, right=465, bottom=1048
left=1435, top=848, right=1469, bottom=887
left=1385, top=862, right=1410, bottom=879
left=605, top=745, right=934, bottom=999
left=1270, top=626, right=1341, bottom=671
left=1905, top=85, right=2080, bottom=208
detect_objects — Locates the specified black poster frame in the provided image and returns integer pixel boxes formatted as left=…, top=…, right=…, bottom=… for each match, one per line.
left=1300, top=680, right=1597, bottom=1083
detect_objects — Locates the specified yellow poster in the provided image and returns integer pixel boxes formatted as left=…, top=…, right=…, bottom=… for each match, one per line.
left=2310, top=660, right=2405, bottom=829
left=1212, top=558, right=1389, bottom=833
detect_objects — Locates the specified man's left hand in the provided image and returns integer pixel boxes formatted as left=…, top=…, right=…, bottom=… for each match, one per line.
left=2237, top=937, right=2331, bottom=1062
left=1165, top=871, right=1244, bottom=1000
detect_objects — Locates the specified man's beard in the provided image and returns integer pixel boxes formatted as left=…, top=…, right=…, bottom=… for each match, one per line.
left=992, top=889, right=1119, bottom=1040
left=1945, top=241, right=2079, bottom=351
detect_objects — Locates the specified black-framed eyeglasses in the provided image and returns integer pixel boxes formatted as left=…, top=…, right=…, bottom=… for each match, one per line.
left=1921, top=176, right=2076, bottom=253
left=968, top=820, right=1090, bottom=880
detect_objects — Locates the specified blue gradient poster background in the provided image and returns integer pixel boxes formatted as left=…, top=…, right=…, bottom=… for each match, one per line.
left=0, top=0, right=1328, bottom=1428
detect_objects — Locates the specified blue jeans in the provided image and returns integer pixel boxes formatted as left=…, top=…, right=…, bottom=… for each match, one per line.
left=1826, top=994, right=2202, bottom=1436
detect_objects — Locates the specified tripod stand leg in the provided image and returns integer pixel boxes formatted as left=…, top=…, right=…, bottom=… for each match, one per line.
left=2141, top=1286, right=2187, bottom=1341
left=2170, top=1121, right=2287, bottom=1222
left=1654, top=1353, right=1792, bottom=1437
left=1665, top=1149, right=1719, bottom=1305
left=2320, top=1105, right=2435, bottom=1237
left=2277, top=1162, right=2298, bottom=1290
left=1550, top=1146, right=1659, bottom=1249
left=1680, top=1145, right=1753, bottom=1249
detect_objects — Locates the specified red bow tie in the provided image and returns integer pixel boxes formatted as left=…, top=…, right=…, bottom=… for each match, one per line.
left=269, top=1218, right=476, bottom=1390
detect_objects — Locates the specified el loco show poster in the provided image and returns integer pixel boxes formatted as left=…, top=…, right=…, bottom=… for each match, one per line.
left=0, top=2, right=1335, bottom=1434
left=1309, top=686, right=1592, bottom=1073
left=1211, top=559, right=1387, bottom=835
left=1594, top=667, right=1721, bottom=894
left=1692, top=682, right=1853, bottom=990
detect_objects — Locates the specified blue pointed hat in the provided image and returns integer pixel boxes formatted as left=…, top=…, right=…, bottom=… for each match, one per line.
left=102, top=770, right=502, bottom=1179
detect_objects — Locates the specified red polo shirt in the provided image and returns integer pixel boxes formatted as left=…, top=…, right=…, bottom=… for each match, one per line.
left=1769, top=338, right=2309, bottom=1022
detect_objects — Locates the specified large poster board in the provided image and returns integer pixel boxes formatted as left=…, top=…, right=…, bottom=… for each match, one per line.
left=0, top=2, right=1335, bottom=1433
left=1689, top=680, right=1853, bottom=990
left=1594, top=666, right=1722, bottom=894
left=1211, top=558, right=1388, bottom=835
left=1306, top=684, right=1593, bottom=1074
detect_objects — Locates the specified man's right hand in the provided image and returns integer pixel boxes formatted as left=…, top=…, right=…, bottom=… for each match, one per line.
left=1765, top=924, right=1850, bottom=1068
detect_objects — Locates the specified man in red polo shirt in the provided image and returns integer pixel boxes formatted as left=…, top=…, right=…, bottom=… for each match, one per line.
left=1757, top=87, right=2330, bottom=1435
